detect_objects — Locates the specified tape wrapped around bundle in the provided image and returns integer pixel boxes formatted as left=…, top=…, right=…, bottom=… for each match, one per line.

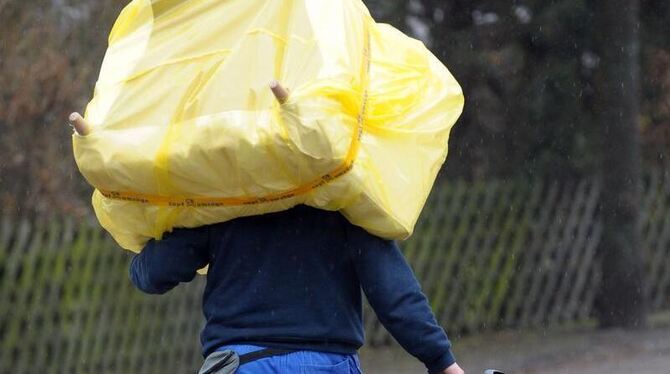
left=73, top=0, right=464, bottom=252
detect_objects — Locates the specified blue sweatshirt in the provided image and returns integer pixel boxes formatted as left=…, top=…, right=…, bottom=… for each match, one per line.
left=129, top=205, right=455, bottom=373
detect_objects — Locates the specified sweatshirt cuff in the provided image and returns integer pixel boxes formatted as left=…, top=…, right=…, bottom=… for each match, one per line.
left=426, top=349, right=456, bottom=374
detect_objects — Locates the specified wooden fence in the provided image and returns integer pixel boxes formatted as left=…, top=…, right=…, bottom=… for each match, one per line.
left=1, top=174, right=670, bottom=373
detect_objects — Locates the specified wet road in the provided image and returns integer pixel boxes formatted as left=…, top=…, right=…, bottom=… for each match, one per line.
left=360, top=325, right=670, bottom=373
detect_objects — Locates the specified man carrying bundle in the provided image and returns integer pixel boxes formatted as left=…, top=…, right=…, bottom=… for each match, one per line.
left=70, top=1, right=466, bottom=373
left=71, top=81, right=464, bottom=374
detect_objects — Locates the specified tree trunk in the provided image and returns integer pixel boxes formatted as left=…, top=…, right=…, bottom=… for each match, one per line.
left=594, top=0, right=647, bottom=327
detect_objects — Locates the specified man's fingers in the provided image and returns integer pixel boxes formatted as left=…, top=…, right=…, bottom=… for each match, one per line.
left=69, top=112, right=91, bottom=136
left=270, top=80, right=290, bottom=104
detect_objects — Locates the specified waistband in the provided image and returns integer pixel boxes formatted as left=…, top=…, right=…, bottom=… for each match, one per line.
left=216, top=344, right=360, bottom=365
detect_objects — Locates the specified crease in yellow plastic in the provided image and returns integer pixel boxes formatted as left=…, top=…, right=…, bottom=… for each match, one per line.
left=119, top=49, right=232, bottom=86
left=246, top=28, right=314, bottom=46
left=73, top=0, right=464, bottom=253
left=99, top=18, right=371, bottom=209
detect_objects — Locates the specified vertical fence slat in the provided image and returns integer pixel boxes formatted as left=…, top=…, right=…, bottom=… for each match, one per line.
left=485, top=181, right=537, bottom=327
left=521, top=182, right=573, bottom=326
left=548, top=179, right=600, bottom=324
left=502, top=180, right=551, bottom=325
left=454, top=181, right=513, bottom=331
left=434, top=181, right=498, bottom=324
left=533, top=181, right=591, bottom=326
left=467, top=181, right=525, bottom=331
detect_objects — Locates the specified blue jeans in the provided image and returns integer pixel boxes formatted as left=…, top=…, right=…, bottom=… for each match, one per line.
left=216, top=344, right=363, bottom=374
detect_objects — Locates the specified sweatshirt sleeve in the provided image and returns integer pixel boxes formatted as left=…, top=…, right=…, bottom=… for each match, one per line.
left=348, top=225, right=455, bottom=374
left=129, top=226, right=210, bottom=295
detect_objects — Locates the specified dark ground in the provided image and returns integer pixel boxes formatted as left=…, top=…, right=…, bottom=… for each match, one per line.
left=360, top=316, right=670, bottom=373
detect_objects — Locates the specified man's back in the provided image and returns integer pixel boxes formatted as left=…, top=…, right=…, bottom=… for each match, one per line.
left=201, top=205, right=363, bottom=356
left=130, top=206, right=456, bottom=373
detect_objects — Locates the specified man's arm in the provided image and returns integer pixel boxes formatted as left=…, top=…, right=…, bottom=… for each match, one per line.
left=129, top=226, right=210, bottom=295
left=348, top=225, right=462, bottom=374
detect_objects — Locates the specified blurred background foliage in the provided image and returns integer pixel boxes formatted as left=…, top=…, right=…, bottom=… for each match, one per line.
left=0, top=0, right=127, bottom=217
left=368, top=0, right=670, bottom=179
left=0, top=0, right=668, bottom=214
left=0, top=1, right=668, bottom=371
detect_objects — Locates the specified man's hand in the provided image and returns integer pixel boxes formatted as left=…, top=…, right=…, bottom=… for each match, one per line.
left=442, top=362, right=465, bottom=374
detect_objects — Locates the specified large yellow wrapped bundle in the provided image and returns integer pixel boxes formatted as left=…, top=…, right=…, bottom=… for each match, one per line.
left=73, top=0, right=464, bottom=252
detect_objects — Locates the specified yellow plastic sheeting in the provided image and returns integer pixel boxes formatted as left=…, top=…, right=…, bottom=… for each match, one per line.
left=73, top=0, right=464, bottom=252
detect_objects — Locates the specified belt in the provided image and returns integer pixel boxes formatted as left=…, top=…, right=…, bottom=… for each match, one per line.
left=239, top=348, right=297, bottom=365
